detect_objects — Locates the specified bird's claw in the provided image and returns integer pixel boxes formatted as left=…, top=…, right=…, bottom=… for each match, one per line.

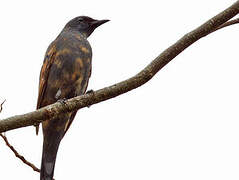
left=57, top=98, right=67, bottom=105
left=86, top=89, right=94, bottom=94
left=85, top=89, right=94, bottom=108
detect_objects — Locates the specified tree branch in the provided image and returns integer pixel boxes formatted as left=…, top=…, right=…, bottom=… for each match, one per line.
left=1, top=1, right=239, bottom=133
left=0, top=99, right=40, bottom=173
left=0, top=99, right=6, bottom=113
left=213, top=17, right=239, bottom=32
left=0, top=133, right=40, bottom=172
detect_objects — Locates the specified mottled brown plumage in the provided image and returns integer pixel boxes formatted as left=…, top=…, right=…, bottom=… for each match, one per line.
left=36, top=16, right=109, bottom=180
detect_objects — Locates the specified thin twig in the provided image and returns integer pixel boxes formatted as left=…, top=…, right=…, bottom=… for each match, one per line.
left=0, top=99, right=40, bottom=173
left=0, top=99, right=6, bottom=113
left=0, top=133, right=40, bottom=172
left=212, top=17, right=239, bottom=32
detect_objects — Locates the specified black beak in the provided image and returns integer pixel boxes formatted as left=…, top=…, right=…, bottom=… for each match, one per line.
left=92, top=19, right=110, bottom=27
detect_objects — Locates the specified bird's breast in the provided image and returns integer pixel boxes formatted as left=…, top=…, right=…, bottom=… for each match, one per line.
left=44, top=34, right=92, bottom=102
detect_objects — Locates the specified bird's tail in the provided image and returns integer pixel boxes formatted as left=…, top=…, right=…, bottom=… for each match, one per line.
left=40, top=135, right=62, bottom=180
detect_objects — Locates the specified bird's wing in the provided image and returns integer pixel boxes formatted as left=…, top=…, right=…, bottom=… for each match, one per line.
left=37, top=45, right=56, bottom=109
left=63, top=63, right=91, bottom=136
left=63, top=111, right=77, bottom=137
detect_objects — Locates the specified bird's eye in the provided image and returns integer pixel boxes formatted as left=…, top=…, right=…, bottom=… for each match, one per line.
left=78, top=18, right=83, bottom=22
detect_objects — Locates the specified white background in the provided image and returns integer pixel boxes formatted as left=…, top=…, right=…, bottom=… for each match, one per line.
left=0, top=0, right=239, bottom=180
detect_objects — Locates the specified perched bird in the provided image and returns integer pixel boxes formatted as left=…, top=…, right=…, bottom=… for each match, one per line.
left=36, top=16, right=109, bottom=180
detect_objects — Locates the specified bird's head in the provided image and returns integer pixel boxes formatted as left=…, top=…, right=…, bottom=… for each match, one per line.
left=65, top=16, right=109, bottom=37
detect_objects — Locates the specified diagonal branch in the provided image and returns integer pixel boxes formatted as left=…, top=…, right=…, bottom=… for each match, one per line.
left=0, top=99, right=6, bottom=113
left=0, top=99, right=40, bottom=173
left=213, top=17, right=239, bottom=32
left=1, top=1, right=239, bottom=133
left=0, top=133, right=40, bottom=172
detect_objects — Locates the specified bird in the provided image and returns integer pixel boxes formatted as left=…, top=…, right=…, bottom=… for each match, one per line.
left=35, top=16, right=109, bottom=180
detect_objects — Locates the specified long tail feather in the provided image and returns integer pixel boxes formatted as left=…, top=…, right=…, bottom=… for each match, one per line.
left=40, top=135, right=62, bottom=180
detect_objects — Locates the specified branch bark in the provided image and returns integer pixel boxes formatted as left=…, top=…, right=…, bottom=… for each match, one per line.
left=213, top=17, right=239, bottom=32
left=1, top=1, right=239, bottom=133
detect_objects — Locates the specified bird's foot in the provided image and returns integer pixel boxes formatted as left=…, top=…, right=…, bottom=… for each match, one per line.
left=86, top=89, right=94, bottom=94
left=85, top=89, right=94, bottom=108
left=57, top=98, right=67, bottom=105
